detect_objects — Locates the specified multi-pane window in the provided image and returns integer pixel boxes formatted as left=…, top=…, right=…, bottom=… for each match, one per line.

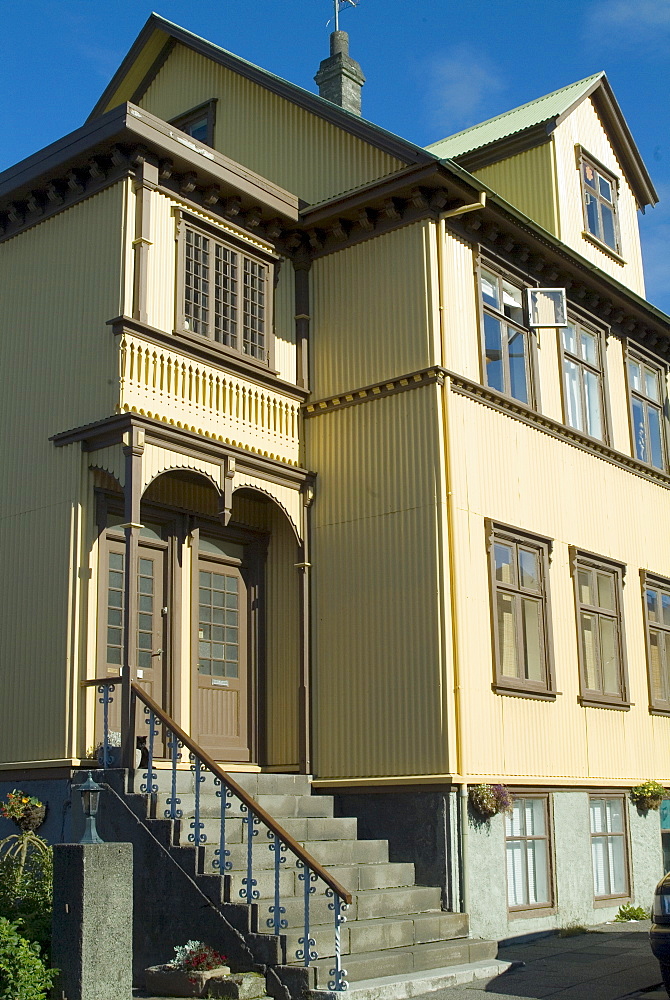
left=183, top=225, right=268, bottom=363
left=561, top=321, right=605, bottom=441
left=489, top=525, right=554, bottom=695
left=506, top=798, right=552, bottom=910
left=198, top=570, right=240, bottom=678
left=480, top=267, right=533, bottom=405
left=572, top=552, right=627, bottom=706
left=590, top=797, right=628, bottom=899
left=628, top=355, right=666, bottom=470
left=581, top=156, right=620, bottom=253
left=171, top=100, right=216, bottom=147
left=643, top=574, right=670, bottom=713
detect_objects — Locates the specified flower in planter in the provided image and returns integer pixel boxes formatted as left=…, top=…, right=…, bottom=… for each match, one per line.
left=170, top=940, right=228, bottom=984
left=630, top=780, right=666, bottom=811
left=468, top=783, right=514, bottom=819
left=0, top=791, right=46, bottom=832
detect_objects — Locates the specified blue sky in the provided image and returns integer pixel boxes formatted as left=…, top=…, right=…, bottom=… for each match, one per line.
left=2, top=0, right=669, bottom=311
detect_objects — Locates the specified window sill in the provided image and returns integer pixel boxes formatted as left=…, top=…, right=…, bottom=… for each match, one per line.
left=581, top=230, right=626, bottom=265
left=493, top=684, right=559, bottom=701
left=579, top=695, right=632, bottom=711
left=649, top=705, right=670, bottom=717
left=508, top=904, right=557, bottom=920
left=593, top=894, right=630, bottom=908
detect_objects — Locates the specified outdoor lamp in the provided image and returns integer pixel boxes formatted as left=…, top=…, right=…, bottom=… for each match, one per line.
left=77, top=770, right=104, bottom=844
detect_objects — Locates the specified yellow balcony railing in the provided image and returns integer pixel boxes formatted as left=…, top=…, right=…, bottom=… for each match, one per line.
left=118, top=333, right=301, bottom=465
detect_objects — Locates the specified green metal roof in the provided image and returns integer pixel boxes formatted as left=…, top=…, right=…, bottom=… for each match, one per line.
left=426, top=73, right=604, bottom=160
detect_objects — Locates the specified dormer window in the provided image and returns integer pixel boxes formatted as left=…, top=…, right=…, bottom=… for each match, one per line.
left=580, top=153, right=620, bottom=254
left=171, top=99, right=217, bottom=148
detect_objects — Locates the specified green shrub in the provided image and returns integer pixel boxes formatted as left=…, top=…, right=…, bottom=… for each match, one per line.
left=0, top=838, right=52, bottom=957
left=0, top=918, right=56, bottom=999
left=614, top=903, right=650, bottom=921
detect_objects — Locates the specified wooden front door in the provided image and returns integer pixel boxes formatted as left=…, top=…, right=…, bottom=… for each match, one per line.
left=194, top=537, right=251, bottom=761
left=100, top=534, right=168, bottom=738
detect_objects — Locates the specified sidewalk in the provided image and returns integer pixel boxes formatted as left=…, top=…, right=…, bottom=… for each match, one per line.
left=430, top=921, right=663, bottom=1000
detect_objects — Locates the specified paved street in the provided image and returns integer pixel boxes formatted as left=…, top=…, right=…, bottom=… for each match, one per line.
left=433, top=922, right=663, bottom=1000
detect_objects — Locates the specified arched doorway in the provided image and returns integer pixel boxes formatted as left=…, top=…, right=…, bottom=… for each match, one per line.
left=96, top=470, right=302, bottom=766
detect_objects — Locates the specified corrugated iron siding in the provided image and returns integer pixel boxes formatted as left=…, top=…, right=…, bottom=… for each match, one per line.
left=0, top=184, right=126, bottom=763
left=553, top=97, right=645, bottom=295
left=473, top=142, right=559, bottom=236
left=138, top=44, right=405, bottom=204
left=309, top=385, right=448, bottom=779
left=311, top=223, right=436, bottom=400
left=448, top=389, right=670, bottom=783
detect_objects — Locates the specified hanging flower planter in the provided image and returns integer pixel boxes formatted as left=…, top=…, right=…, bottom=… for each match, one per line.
left=0, top=790, right=46, bottom=832
left=468, top=783, right=513, bottom=819
left=630, top=780, right=666, bottom=811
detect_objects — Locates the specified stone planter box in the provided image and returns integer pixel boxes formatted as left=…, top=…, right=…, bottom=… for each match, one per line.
left=144, top=967, right=269, bottom=999
left=144, top=964, right=231, bottom=998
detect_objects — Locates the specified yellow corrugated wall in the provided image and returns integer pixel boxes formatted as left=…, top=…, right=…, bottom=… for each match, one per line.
left=474, top=142, right=560, bottom=237
left=0, top=184, right=127, bottom=764
left=309, top=385, right=448, bottom=779
left=552, top=97, right=645, bottom=295
left=138, top=44, right=405, bottom=204
left=310, top=222, right=436, bottom=400
left=448, top=388, right=670, bottom=784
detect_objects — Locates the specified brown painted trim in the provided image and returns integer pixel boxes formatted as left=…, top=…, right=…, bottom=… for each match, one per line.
left=640, top=569, right=670, bottom=716
left=589, top=791, right=632, bottom=902
left=88, top=15, right=433, bottom=169
left=505, top=793, right=556, bottom=914
left=569, top=546, right=630, bottom=710
left=107, top=315, right=308, bottom=400
left=447, top=371, right=670, bottom=491
left=303, top=366, right=445, bottom=417
left=484, top=518, right=557, bottom=698
left=557, top=316, right=612, bottom=448
left=52, top=411, right=314, bottom=490
left=589, top=80, right=658, bottom=209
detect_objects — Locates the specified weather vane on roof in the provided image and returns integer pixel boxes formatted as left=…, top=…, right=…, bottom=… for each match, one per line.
left=329, top=0, right=359, bottom=32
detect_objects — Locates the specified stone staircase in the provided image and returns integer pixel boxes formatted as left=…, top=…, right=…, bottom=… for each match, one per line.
left=147, top=768, right=496, bottom=989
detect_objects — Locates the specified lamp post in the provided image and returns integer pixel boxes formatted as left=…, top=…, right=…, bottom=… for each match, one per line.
left=77, top=771, right=103, bottom=844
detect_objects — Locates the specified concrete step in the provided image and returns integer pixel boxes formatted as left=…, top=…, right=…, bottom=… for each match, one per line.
left=223, top=861, right=417, bottom=901
left=174, top=814, right=358, bottom=845
left=309, top=958, right=512, bottom=1000
left=150, top=769, right=313, bottom=798
left=153, top=790, right=335, bottom=820
left=203, top=837, right=390, bottom=872
left=260, top=911, right=470, bottom=959
left=305, top=938, right=499, bottom=987
left=251, top=886, right=442, bottom=930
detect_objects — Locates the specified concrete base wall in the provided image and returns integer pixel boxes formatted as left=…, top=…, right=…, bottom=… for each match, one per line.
left=0, top=776, right=76, bottom=843
left=332, top=786, right=665, bottom=943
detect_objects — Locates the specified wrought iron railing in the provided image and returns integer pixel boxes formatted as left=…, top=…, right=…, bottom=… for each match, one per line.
left=83, top=677, right=351, bottom=991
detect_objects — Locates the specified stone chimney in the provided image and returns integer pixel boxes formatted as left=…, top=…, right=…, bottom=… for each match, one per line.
left=314, top=31, right=365, bottom=116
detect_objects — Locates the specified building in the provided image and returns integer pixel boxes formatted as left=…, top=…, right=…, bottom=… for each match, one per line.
left=1, top=12, right=669, bottom=966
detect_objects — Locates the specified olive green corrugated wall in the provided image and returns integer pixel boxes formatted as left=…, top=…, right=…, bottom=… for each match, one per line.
left=0, top=184, right=126, bottom=764
left=307, top=222, right=449, bottom=779
left=473, top=142, right=559, bottom=237
left=137, top=44, right=405, bottom=204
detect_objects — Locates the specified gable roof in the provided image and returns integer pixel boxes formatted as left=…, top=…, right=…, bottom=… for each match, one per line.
left=89, top=13, right=435, bottom=169
left=426, top=73, right=657, bottom=209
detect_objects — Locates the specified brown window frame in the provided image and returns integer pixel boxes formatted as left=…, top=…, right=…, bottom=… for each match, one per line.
left=486, top=520, right=556, bottom=699
left=578, top=149, right=621, bottom=256
left=589, top=794, right=630, bottom=903
left=175, top=210, right=276, bottom=374
left=477, top=258, right=539, bottom=410
left=559, top=317, right=609, bottom=444
left=505, top=794, right=555, bottom=915
left=570, top=548, right=629, bottom=709
left=170, top=99, right=217, bottom=148
left=626, top=347, right=668, bottom=472
left=641, top=570, right=670, bottom=715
